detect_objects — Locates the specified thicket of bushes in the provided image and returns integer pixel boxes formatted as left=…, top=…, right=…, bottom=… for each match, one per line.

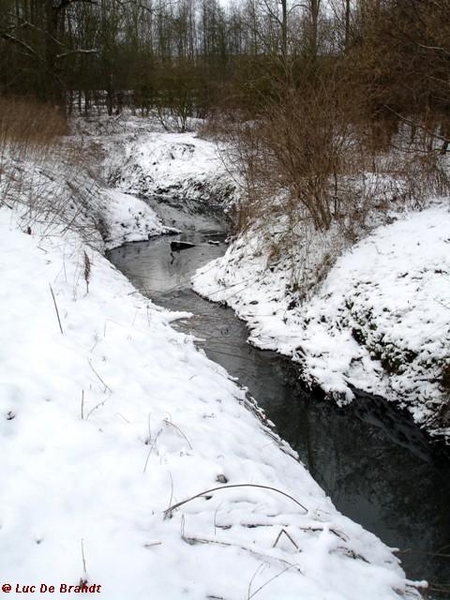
left=205, top=0, right=450, bottom=289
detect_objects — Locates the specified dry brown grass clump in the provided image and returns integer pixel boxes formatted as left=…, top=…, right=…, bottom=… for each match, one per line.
left=0, top=95, right=66, bottom=150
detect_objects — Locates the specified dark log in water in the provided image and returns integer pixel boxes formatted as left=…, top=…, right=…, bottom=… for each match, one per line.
left=170, top=240, right=196, bottom=251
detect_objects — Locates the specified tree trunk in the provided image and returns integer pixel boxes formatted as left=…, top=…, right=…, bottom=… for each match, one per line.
left=44, top=1, right=65, bottom=112
left=344, top=0, right=351, bottom=52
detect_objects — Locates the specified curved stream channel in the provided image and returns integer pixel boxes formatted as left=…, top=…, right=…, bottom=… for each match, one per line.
left=108, top=218, right=450, bottom=598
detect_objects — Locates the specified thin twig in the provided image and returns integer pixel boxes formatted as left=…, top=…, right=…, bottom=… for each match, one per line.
left=85, top=396, right=110, bottom=420
left=164, top=484, right=308, bottom=519
left=81, top=539, right=87, bottom=575
left=83, top=251, right=91, bottom=295
left=80, top=390, right=85, bottom=420
left=144, top=541, right=162, bottom=548
left=248, top=564, right=296, bottom=600
left=181, top=535, right=302, bottom=572
left=181, top=514, right=186, bottom=539
left=167, top=471, right=174, bottom=512
left=49, top=284, right=64, bottom=334
left=163, top=418, right=193, bottom=449
left=87, top=358, right=112, bottom=393
left=247, top=563, right=267, bottom=600
left=143, top=428, right=163, bottom=473
left=272, top=528, right=299, bottom=551
left=115, top=412, right=131, bottom=423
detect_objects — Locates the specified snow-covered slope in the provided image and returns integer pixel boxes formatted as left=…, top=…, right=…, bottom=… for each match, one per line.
left=74, top=114, right=238, bottom=215
left=0, top=141, right=168, bottom=250
left=0, top=117, right=424, bottom=598
left=194, top=203, right=450, bottom=442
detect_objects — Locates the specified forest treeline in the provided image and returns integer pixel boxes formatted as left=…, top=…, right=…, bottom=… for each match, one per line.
left=1, top=0, right=449, bottom=127
left=1, top=0, right=450, bottom=233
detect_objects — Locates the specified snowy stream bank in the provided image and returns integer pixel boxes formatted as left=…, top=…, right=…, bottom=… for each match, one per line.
left=193, top=204, right=450, bottom=443
left=89, top=114, right=450, bottom=444
left=109, top=224, right=450, bottom=593
left=0, top=115, right=427, bottom=599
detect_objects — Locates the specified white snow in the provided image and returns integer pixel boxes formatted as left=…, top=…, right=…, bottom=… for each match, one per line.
left=97, top=188, right=168, bottom=249
left=0, top=115, right=424, bottom=599
left=194, top=202, right=450, bottom=441
left=74, top=114, right=238, bottom=213
left=0, top=138, right=168, bottom=251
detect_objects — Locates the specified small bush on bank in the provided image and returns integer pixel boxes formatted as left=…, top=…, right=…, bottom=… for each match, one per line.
left=209, top=74, right=450, bottom=297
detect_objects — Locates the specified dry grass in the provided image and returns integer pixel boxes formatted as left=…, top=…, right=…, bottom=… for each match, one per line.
left=0, top=96, right=66, bottom=152
left=0, top=95, right=102, bottom=246
left=0, top=95, right=68, bottom=211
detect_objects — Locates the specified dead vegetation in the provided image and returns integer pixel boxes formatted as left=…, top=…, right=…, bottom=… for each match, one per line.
left=211, top=70, right=450, bottom=295
left=0, top=96, right=66, bottom=150
left=0, top=95, right=105, bottom=246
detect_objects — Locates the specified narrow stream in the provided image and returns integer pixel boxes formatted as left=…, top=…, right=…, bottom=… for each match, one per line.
left=108, top=223, right=450, bottom=599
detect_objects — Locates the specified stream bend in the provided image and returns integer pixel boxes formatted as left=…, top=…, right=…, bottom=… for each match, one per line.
left=108, top=224, right=450, bottom=598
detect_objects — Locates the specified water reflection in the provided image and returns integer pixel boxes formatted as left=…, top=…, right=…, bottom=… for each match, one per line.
left=109, top=234, right=450, bottom=598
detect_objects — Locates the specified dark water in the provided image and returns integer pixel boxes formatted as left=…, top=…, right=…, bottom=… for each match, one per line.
left=109, top=228, right=450, bottom=599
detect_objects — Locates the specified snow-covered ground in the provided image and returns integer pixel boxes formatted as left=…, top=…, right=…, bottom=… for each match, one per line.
left=74, top=114, right=238, bottom=224
left=0, top=116, right=424, bottom=598
left=194, top=202, right=450, bottom=442
left=0, top=139, right=168, bottom=251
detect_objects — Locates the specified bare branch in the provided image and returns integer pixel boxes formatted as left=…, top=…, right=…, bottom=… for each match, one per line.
left=383, top=105, right=450, bottom=144
left=0, top=32, right=40, bottom=58
left=56, top=48, right=100, bottom=59
left=416, top=42, right=450, bottom=56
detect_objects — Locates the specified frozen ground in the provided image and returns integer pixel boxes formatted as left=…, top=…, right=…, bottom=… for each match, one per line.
left=0, top=116, right=424, bottom=599
left=194, top=203, right=450, bottom=442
